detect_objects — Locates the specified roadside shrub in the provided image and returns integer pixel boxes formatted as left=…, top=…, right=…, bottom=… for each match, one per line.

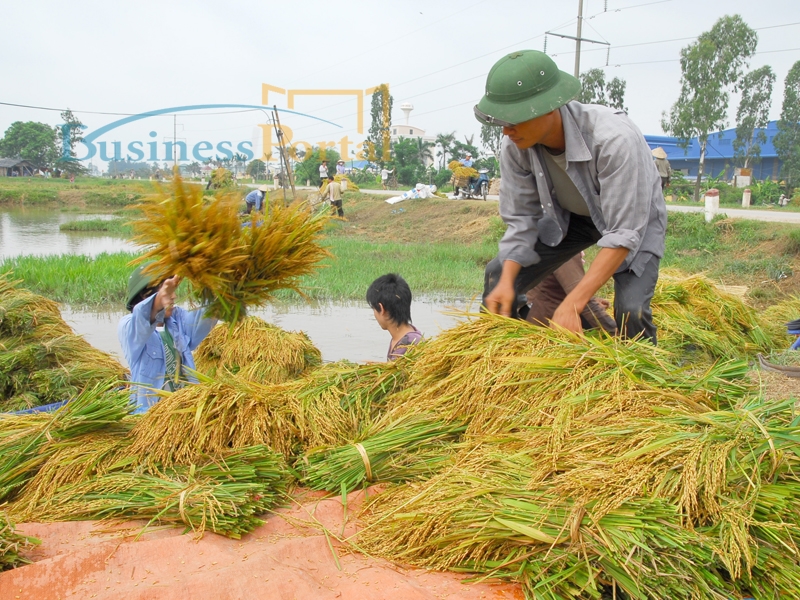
left=434, top=168, right=453, bottom=189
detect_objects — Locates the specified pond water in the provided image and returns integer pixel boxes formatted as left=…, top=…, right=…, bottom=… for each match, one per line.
left=0, top=207, right=138, bottom=258
left=63, top=300, right=474, bottom=366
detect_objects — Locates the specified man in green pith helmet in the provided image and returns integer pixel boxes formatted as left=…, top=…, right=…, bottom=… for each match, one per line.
left=118, top=265, right=217, bottom=413
left=476, top=50, right=666, bottom=343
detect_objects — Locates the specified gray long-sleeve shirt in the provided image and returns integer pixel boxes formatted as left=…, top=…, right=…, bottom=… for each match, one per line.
left=498, top=102, right=667, bottom=276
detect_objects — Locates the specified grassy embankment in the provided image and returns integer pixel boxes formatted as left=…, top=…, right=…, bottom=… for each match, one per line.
left=2, top=186, right=800, bottom=308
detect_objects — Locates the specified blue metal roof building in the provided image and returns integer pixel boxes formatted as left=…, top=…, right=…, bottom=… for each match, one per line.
left=644, top=121, right=782, bottom=181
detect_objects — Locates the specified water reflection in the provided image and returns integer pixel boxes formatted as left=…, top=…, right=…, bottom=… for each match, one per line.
left=62, top=299, right=474, bottom=366
left=0, top=208, right=138, bottom=258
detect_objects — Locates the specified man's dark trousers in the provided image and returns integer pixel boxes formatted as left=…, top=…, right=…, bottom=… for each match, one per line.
left=482, top=214, right=660, bottom=343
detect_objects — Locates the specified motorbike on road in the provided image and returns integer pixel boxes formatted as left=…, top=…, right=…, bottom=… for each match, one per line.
left=455, top=169, right=490, bottom=201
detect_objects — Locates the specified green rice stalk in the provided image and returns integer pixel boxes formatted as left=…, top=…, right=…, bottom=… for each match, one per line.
left=290, top=360, right=408, bottom=450
left=0, top=512, right=39, bottom=571
left=299, top=414, right=464, bottom=492
left=0, top=381, right=132, bottom=501
left=651, top=271, right=778, bottom=359
left=24, top=445, right=291, bottom=539
left=195, top=316, right=321, bottom=383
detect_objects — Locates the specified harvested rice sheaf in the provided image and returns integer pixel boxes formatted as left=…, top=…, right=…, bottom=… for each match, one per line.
left=0, top=512, right=38, bottom=571
left=131, top=175, right=330, bottom=322
left=0, top=382, right=132, bottom=502
left=289, top=360, right=409, bottom=450
left=385, top=312, right=750, bottom=440
left=319, top=174, right=359, bottom=196
left=129, top=360, right=408, bottom=464
left=0, top=273, right=127, bottom=411
left=22, top=445, right=291, bottom=539
left=194, top=316, right=321, bottom=383
left=128, top=375, right=300, bottom=463
left=651, top=271, right=778, bottom=359
left=299, top=413, right=464, bottom=493
left=359, top=395, right=800, bottom=599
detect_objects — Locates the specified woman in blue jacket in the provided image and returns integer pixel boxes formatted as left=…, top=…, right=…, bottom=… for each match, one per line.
left=118, top=265, right=217, bottom=413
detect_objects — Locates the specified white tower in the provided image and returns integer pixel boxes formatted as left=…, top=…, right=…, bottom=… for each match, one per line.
left=400, top=102, right=414, bottom=125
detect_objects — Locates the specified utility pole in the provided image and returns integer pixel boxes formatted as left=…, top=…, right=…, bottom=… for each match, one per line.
left=545, top=0, right=608, bottom=79
left=574, top=0, right=584, bottom=78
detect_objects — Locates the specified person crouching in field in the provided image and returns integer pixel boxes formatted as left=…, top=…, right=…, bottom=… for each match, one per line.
left=118, top=265, right=217, bottom=413
left=367, top=273, right=423, bottom=361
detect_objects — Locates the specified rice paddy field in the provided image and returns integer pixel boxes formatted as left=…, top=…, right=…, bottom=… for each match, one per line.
left=2, top=179, right=800, bottom=598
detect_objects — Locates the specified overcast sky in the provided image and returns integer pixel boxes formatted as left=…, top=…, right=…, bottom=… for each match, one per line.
left=1, top=0, right=798, bottom=166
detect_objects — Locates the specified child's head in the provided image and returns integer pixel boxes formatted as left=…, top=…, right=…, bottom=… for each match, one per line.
left=367, top=273, right=412, bottom=328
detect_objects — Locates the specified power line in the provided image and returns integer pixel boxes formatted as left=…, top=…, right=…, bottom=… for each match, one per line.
left=552, top=21, right=800, bottom=57
left=0, top=101, right=263, bottom=117
left=608, top=46, right=800, bottom=68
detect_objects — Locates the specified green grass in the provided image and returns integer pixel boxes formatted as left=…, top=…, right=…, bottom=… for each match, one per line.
left=0, top=236, right=496, bottom=307
left=1, top=252, right=137, bottom=306
left=59, top=218, right=134, bottom=235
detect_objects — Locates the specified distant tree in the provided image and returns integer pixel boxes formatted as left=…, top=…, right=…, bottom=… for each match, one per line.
left=247, top=159, right=267, bottom=179
left=365, top=84, right=393, bottom=167
left=55, top=109, right=87, bottom=176
left=0, top=121, right=59, bottom=169
left=294, top=147, right=341, bottom=185
left=733, top=66, right=775, bottom=169
left=415, top=138, right=434, bottom=166
left=662, top=14, right=758, bottom=201
left=578, top=68, right=627, bottom=111
left=450, top=138, right=480, bottom=163
left=774, top=60, right=800, bottom=192
left=435, top=131, right=456, bottom=169
left=392, top=137, right=426, bottom=185
left=480, top=123, right=503, bottom=162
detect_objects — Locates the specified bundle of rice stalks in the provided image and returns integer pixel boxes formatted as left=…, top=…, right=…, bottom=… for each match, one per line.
left=0, top=382, right=132, bottom=502
left=0, top=333, right=127, bottom=412
left=319, top=174, right=359, bottom=196
left=385, top=312, right=750, bottom=440
left=128, top=375, right=301, bottom=463
left=210, top=167, right=235, bottom=189
left=651, top=272, right=776, bottom=358
left=448, top=160, right=479, bottom=186
left=0, top=275, right=127, bottom=411
left=0, top=513, right=38, bottom=571
left=9, top=428, right=137, bottom=520
left=194, top=316, right=321, bottom=383
left=359, top=396, right=800, bottom=599
left=760, top=294, right=800, bottom=342
left=24, top=445, right=291, bottom=539
left=131, top=175, right=330, bottom=322
left=0, top=276, right=69, bottom=337
left=290, top=360, right=409, bottom=450
left=299, top=414, right=464, bottom=493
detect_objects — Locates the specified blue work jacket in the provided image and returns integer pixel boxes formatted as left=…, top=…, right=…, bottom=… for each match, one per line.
left=118, top=294, right=217, bottom=413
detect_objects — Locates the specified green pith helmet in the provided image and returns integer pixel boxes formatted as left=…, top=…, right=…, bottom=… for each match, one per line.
left=474, top=50, right=581, bottom=127
left=125, top=263, right=157, bottom=311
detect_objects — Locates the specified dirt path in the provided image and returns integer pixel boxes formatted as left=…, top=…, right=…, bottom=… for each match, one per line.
left=1, top=489, right=522, bottom=600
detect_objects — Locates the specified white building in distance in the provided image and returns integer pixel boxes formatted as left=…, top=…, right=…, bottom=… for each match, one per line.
left=390, top=102, right=437, bottom=167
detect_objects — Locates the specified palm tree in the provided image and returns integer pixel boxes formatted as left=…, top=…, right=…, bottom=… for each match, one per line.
left=415, top=138, right=434, bottom=167
left=435, top=132, right=456, bottom=169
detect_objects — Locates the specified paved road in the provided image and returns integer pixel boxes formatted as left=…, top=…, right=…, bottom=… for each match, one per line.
left=664, top=204, right=800, bottom=224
